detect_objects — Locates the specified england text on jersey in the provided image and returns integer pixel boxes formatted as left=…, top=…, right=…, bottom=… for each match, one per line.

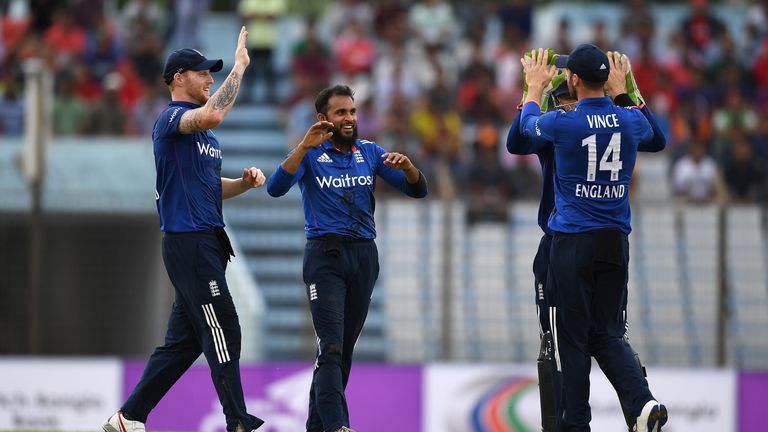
left=574, top=183, right=626, bottom=199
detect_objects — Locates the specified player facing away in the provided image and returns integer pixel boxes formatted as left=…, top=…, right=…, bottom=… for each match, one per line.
left=508, top=50, right=666, bottom=432
left=102, top=27, right=266, bottom=432
left=266, top=84, right=428, bottom=432
left=519, top=45, right=668, bottom=432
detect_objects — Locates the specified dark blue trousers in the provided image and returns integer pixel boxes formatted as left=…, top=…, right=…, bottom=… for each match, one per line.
left=122, top=230, right=262, bottom=431
left=303, top=237, right=379, bottom=432
left=549, top=229, right=653, bottom=432
left=533, top=233, right=555, bottom=334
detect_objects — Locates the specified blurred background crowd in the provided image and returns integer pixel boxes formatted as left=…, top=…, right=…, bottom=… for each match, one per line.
left=1, top=0, right=766, bottom=214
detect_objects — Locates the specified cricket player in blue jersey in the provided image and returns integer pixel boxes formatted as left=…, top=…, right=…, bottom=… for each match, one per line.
left=103, top=27, right=266, bottom=432
left=508, top=50, right=666, bottom=432
left=519, top=45, right=668, bottom=432
left=267, top=84, right=428, bottom=432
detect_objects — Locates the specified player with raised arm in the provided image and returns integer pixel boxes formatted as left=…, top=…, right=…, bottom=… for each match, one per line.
left=519, top=45, right=668, bottom=432
left=507, top=49, right=665, bottom=431
left=102, top=27, right=266, bottom=432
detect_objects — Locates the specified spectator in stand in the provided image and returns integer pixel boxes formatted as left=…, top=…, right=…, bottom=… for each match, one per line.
left=590, top=20, right=613, bottom=51
left=553, top=17, right=572, bottom=57
left=373, top=0, right=408, bottom=44
left=723, top=129, right=765, bottom=203
left=123, top=14, right=164, bottom=85
left=356, top=96, right=380, bottom=141
left=377, top=92, right=419, bottom=172
left=409, top=0, right=457, bottom=51
left=746, top=0, right=768, bottom=69
left=457, top=66, right=503, bottom=125
left=672, top=139, right=725, bottom=204
left=84, top=71, right=126, bottom=135
left=713, top=90, right=757, bottom=135
left=619, top=0, right=654, bottom=60
left=121, top=0, right=166, bottom=36
left=169, top=0, right=210, bottom=50
left=748, top=0, right=768, bottom=36
left=631, top=39, right=662, bottom=107
left=238, top=0, right=286, bottom=104
left=319, top=0, right=373, bottom=42
left=71, top=0, right=104, bottom=32
left=496, top=0, right=532, bottom=42
left=491, top=24, right=525, bottom=119
left=29, top=0, right=56, bottom=35
left=331, top=18, right=376, bottom=98
left=83, top=12, right=121, bottom=82
left=53, top=74, right=89, bottom=135
left=752, top=38, right=768, bottom=101
left=70, top=60, right=102, bottom=103
left=410, top=89, right=462, bottom=195
left=464, top=125, right=514, bottom=224
left=0, top=75, right=24, bottom=135
left=680, top=0, right=726, bottom=68
left=44, top=8, right=87, bottom=63
left=373, top=41, right=424, bottom=113
left=128, top=81, right=168, bottom=136
left=291, top=18, right=332, bottom=90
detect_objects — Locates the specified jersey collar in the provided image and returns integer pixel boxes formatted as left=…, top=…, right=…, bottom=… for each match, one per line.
left=321, top=139, right=358, bottom=154
left=576, top=96, right=612, bottom=107
left=169, top=100, right=202, bottom=109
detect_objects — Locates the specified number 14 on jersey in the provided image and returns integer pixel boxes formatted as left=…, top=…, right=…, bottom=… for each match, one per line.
left=582, top=133, right=623, bottom=182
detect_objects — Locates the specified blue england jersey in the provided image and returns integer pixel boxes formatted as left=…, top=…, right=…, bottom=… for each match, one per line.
left=267, top=139, right=428, bottom=239
left=153, top=101, right=225, bottom=232
left=520, top=97, right=653, bottom=234
left=508, top=102, right=666, bottom=236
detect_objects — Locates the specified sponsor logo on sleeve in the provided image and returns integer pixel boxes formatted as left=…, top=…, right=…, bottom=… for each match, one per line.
left=168, top=107, right=182, bottom=123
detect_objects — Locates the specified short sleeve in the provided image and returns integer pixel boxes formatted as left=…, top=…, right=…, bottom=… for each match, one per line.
left=153, top=106, right=187, bottom=140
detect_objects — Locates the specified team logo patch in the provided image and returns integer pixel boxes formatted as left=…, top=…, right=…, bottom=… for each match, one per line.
left=209, top=280, right=220, bottom=297
left=309, top=283, right=317, bottom=301
left=317, top=153, right=333, bottom=163
left=354, top=150, right=365, bottom=163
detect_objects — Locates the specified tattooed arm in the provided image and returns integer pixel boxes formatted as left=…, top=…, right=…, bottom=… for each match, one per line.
left=178, top=26, right=251, bottom=134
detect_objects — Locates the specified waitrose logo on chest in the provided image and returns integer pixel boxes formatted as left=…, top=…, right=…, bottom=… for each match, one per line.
left=197, top=142, right=222, bottom=159
left=316, top=174, right=373, bottom=188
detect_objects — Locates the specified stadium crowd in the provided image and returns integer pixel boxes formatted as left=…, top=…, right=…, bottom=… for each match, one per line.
left=1, top=0, right=766, bottom=213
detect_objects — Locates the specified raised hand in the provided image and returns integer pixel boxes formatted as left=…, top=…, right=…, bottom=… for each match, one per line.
left=604, top=51, right=628, bottom=99
left=300, top=121, right=334, bottom=149
left=235, top=26, right=250, bottom=68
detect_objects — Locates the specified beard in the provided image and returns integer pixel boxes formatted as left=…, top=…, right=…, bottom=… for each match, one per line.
left=330, top=125, right=358, bottom=148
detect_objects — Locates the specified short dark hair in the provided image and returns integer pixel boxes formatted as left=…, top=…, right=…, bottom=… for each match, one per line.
left=315, top=85, right=355, bottom=115
left=580, top=79, right=605, bottom=91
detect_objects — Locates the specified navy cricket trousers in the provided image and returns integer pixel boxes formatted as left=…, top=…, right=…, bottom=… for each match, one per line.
left=549, top=229, right=653, bottom=431
left=533, top=233, right=555, bottom=335
left=122, top=230, right=261, bottom=431
left=303, top=237, right=379, bottom=432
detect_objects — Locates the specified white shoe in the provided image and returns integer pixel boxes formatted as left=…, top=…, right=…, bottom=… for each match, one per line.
left=102, top=411, right=146, bottom=432
left=635, top=400, right=668, bottom=432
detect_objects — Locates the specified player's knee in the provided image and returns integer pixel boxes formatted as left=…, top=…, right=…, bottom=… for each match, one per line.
left=318, top=341, right=342, bottom=365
